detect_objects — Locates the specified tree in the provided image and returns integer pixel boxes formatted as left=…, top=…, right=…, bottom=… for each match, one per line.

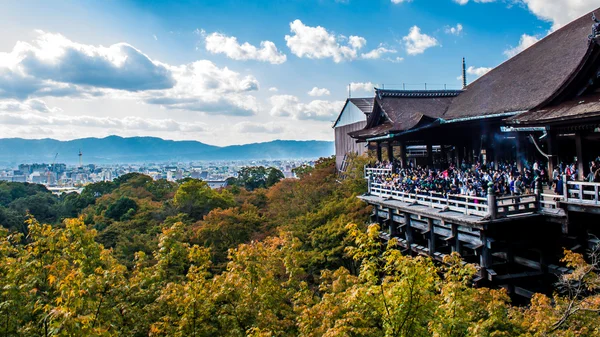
left=173, top=179, right=234, bottom=220
left=266, top=167, right=285, bottom=187
left=105, top=196, right=139, bottom=221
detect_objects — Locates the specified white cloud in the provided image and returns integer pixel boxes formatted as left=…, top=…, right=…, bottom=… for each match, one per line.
left=467, top=66, right=492, bottom=78
left=350, top=82, right=375, bottom=93
left=0, top=31, right=261, bottom=117
left=204, top=32, right=287, bottom=64
left=0, top=112, right=208, bottom=132
left=0, top=31, right=174, bottom=98
left=361, top=45, right=397, bottom=59
left=386, top=57, right=405, bottom=63
left=519, top=0, right=598, bottom=30
left=452, top=0, right=495, bottom=5
left=307, top=87, right=331, bottom=97
left=234, top=121, right=287, bottom=134
left=402, top=26, right=439, bottom=55
left=268, top=87, right=278, bottom=92
left=445, top=23, right=464, bottom=36
left=0, top=98, right=62, bottom=113
left=269, top=95, right=344, bottom=121
left=284, top=20, right=393, bottom=62
left=391, top=0, right=412, bottom=3
left=503, top=34, right=540, bottom=58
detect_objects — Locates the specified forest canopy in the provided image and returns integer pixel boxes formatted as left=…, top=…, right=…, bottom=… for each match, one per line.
left=0, top=156, right=598, bottom=336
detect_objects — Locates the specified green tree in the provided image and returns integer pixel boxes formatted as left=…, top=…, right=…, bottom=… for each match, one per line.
left=174, top=179, right=234, bottom=220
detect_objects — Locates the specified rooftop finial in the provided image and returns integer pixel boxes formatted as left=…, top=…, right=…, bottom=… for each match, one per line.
left=589, top=12, right=600, bottom=42
left=462, top=57, right=467, bottom=89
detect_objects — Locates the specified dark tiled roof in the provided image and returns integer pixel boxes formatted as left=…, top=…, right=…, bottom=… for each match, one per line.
left=445, top=7, right=598, bottom=120
left=348, top=90, right=457, bottom=139
left=507, top=92, right=600, bottom=125
left=348, top=98, right=374, bottom=114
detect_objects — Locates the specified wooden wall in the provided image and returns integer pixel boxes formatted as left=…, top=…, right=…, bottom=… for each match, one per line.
left=335, top=121, right=367, bottom=171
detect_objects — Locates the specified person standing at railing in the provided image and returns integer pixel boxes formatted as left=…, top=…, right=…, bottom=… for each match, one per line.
left=553, top=175, right=564, bottom=197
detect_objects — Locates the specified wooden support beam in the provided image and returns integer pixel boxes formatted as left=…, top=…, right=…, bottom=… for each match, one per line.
left=427, top=218, right=435, bottom=257
left=400, top=142, right=407, bottom=168
left=547, top=129, right=556, bottom=181
left=515, top=135, right=523, bottom=172
left=376, top=143, right=382, bottom=162
left=575, top=132, right=585, bottom=181
left=426, top=143, right=434, bottom=168
left=387, top=142, right=394, bottom=162
left=405, top=213, right=414, bottom=254
left=451, top=223, right=460, bottom=254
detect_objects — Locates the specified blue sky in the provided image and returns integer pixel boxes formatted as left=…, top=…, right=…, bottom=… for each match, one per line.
left=0, top=0, right=597, bottom=145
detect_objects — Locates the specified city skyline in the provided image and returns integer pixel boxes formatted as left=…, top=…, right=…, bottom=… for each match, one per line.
left=0, top=0, right=597, bottom=146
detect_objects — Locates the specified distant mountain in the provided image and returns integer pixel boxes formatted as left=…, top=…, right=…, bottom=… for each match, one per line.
left=0, top=136, right=334, bottom=165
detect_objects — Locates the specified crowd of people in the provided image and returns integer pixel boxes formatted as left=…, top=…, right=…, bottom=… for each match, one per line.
left=366, top=157, right=600, bottom=199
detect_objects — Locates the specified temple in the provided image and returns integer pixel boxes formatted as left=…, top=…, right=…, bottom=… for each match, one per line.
left=335, top=7, right=600, bottom=298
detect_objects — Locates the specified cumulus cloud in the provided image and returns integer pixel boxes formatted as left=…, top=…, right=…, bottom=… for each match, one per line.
left=269, top=94, right=344, bottom=121
left=402, top=26, right=439, bottom=55
left=203, top=31, right=287, bottom=64
left=0, top=31, right=261, bottom=116
left=234, top=121, right=287, bottom=134
left=467, top=66, right=492, bottom=79
left=142, top=60, right=259, bottom=116
left=268, top=87, right=279, bottom=92
left=519, top=0, right=598, bottom=30
left=307, top=87, right=331, bottom=97
left=504, top=34, right=539, bottom=58
left=0, top=31, right=174, bottom=99
left=284, top=20, right=394, bottom=62
left=0, top=112, right=208, bottom=132
left=350, top=82, right=375, bottom=93
left=445, top=24, right=464, bottom=36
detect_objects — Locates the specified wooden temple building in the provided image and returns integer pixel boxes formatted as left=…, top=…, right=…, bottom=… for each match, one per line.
left=335, top=8, right=600, bottom=298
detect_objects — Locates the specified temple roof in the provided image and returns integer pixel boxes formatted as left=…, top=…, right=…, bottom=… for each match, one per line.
left=445, top=7, right=597, bottom=120
left=506, top=92, right=600, bottom=125
left=348, top=89, right=458, bottom=139
left=348, top=98, right=374, bottom=114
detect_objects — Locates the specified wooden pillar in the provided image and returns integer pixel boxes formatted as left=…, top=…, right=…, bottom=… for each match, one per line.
left=426, top=143, right=434, bottom=168
left=388, top=211, right=398, bottom=237
left=440, top=145, right=447, bottom=167
left=376, top=143, right=382, bottom=162
left=427, top=218, right=435, bottom=257
left=515, top=134, right=523, bottom=172
left=575, top=132, right=585, bottom=181
left=547, top=129, right=556, bottom=180
left=400, top=142, right=407, bottom=168
left=493, top=143, right=500, bottom=170
left=405, top=213, right=414, bottom=255
left=451, top=223, right=460, bottom=254
left=480, top=229, right=491, bottom=270
left=456, top=144, right=463, bottom=167
left=374, top=205, right=380, bottom=224
left=387, top=142, right=394, bottom=162
left=465, top=144, right=472, bottom=165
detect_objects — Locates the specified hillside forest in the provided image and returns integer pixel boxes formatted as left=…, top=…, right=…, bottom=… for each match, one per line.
left=0, top=155, right=599, bottom=336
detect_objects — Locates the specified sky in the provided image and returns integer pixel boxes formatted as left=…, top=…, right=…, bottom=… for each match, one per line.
left=0, top=0, right=598, bottom=146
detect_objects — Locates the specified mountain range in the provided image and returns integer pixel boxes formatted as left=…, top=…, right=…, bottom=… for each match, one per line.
left=0, top=136, right=334, bottom=165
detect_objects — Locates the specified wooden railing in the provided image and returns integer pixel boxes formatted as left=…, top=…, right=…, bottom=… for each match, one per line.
left=364, top=166, right=392, bottom=178
left=368, top=181, right=541, bottom=219
left=495, top=195, right=538, bottom=217
left=370, top=182, right=489, bottom=217
left=539, top=193, right=564, bottom=210
left=565, top=180, right=600, bottom=205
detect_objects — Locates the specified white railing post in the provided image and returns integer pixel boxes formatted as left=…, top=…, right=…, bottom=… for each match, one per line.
left=487, top=182, right=497, bottom=220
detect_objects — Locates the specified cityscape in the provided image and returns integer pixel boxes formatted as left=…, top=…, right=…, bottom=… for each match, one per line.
left=0, top=157, right=312, bottom=193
